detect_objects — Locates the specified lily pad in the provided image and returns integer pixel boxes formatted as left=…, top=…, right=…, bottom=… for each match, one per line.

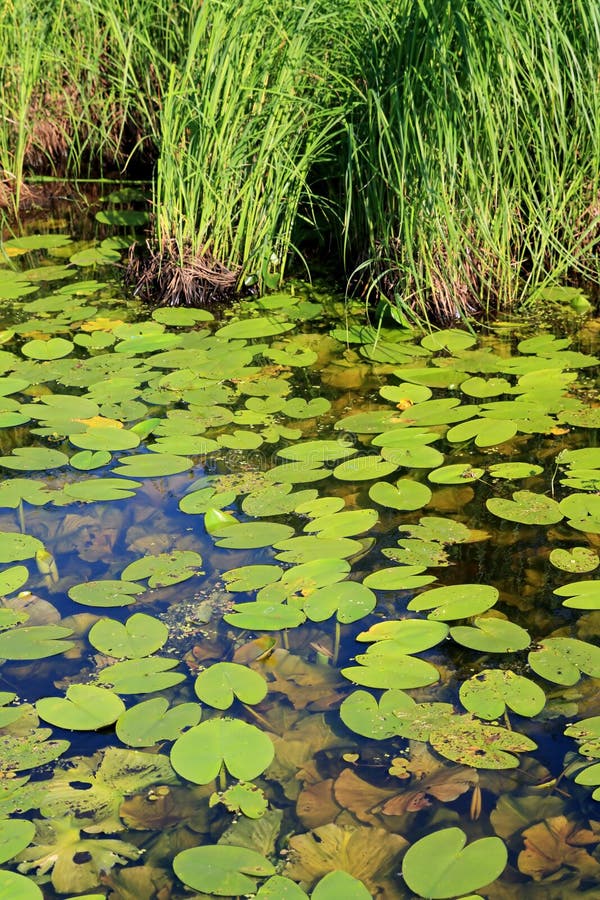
left=0, top=871, right=43, bottom=898
left=356, top=619, right=449, bottom=653
left=113, top=453, right=192, bottom=477
left=333, top=456, right=399, bottom=481
left=277, top=440, right=357, bottom=463
left=428, top=464, right=484, bottom=484
left=0, top=447, right=69, bottom=471
left=36, top=685, right=125, bottom=730
left=340, top=689, right=415, bottom=740
left=88, top=613, right=168, bottom=658
left=430, top=717, right=537, bottom=769
left=116, top=698, right=202, bottom=747
left=70, top=427, right=140, bottom=452
left=528, top=637, right=600, bottom=685
left=363, top=566, right=435, bottom=591
left=194, top=663, right=267, bottom=709
left=304, top=581, right=376, bottom=624
left=304, top=509, right=379, bottom=538
left=408, top=584, right=499, bottom=620
left=554, top=580, right=600, bottom=609
left=97, top=657, right=185, bottom=694
left=460, top=670, right=546, bottom=719
left=212, top=522, right=295, bottom=549
left=401, top=827, right=507, bottom=899
left=121, top=551, right=203, bottom=587
left=173, top=844, right=275, bottom=895
left=68, top=580, right=145, bottom=608
left=0, top=624, right=74, bottom=659
left=223, top=602, right=306, bottom=631
left=342, top=653, right=439, bottom=690
left=0, top=565, right=29, bottom=596
left=549, top=547, right=599, bottom=573
left=21, top=337, right=74, bottom=359
left=62, top=477, right=141, bottom=502
left=559, top=493, right=600, bottom=533
left=222, top=565, right=284, bottom=592
left=486, top=491, right=563, bottom=525
left=368, top=479, right=432, bottom=511
left=450, top=617, right=531, bottom=652
left=171, top=718, right=275, bottom=784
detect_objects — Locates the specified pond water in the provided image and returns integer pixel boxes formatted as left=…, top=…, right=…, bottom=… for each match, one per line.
left=0, top=202, right=599, bottom=899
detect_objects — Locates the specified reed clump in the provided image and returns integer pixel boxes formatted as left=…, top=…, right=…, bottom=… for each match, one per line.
left=1, top=0, right=599, bottom=320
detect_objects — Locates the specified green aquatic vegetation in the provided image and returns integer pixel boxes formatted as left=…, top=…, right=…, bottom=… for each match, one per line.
left=171, top=719, right=274, bottom=785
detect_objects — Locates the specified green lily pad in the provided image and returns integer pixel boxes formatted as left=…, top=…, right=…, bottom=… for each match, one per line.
left=265, top=462, right=330, bottom=485
left=549, top=547, right=599, bottom=572
left=368, top=479, right=432, bottom=511
left=380, top=443, right=444, bottom=469
left=180, top=487, right=237, bottom=515
left=342, top=652, right=439, bottom=690
left=62, top=477, right=141, bottom=502
left=408, top=584, right=499, bottom=620
left=340, top=689, right=416, bottom=740
left=282, top=397, right=331, bottom=419
left=69, top=449, right=112, bottom=470
left=97, top=657, right=185, bottom=694
left=460, top=670, right=545, bottom=719
left=152, top=307, right=213, bottom=325
left=421, top=329, right=477, bottom=352
left=95, top=209, right=149, bottom=226
left=274, top=536, right=363, bottom=564
left=214, top=781, right=269, bottom=819
left=363, top=566, right=435, bottom=590
left=0, top=870, right=43, bottom=898
left=574, top=762, right=600, bottom=800
left=564, top=715, right=600, bottom=757
left=222, top=565, right=284, bottom=592
left=0, top=565, right=29, bottom=595
left=333, top=456, right=399, bottom=481
left=171, top=718, right=275, bottom=784
left=88, top=613, right=168, bottom=658
left=559, top=493, right=600, bottom=533
left=68, top=580, right=145, bottom=607
left=277, top=440, right=357, bottom=463
left=488, top=462, right=544, bottom=480
left=460, top=376, right=513, bottom=398
left=528, top=637, right=600, bottom=685
left=217, top=430, right=264, bottom=450
left=242, top=485, right=317, bottom=517
left=21, top=337, right=74, bottom=360
left=116, top=698, right=202, bottom=747
left=212, top=522, right=295, bottom=549
left=356, top=619, right=449, bottom=653
left=334, top=410, right=404, bottom=434
left=0, top=818, right=35, bottom=864
left=0, top=727, right=69, bottom=772
left=258, top=558, right=350, bottom=604
left=113, top=453, right=192, bottom=477
left=430, top=717, right=537, bottom=769
left=401, top=827, right=507, bottom=899
left=554, top=580, right=600, bottom=609
left=446, top=418, right=517, bottom=447
left=36, top=685, right=125, bottom=730
left=304, top=581, right=376, bottom=624
left=70, top=427, right=140, bottom=451
left=194, top=663, right=267, bottom=709
left=0, top=625, right=74, bottom=659
left=304, top=509, right=379, bottom=538
left=312, top=871, right=371, bottom=899
left=450, top=617, right=531, bottom=652
left=256, top=875, right=307, bottom=898
left=487, top=491, right=563, bottom=525
left=428, top=464, right=484, bottom=484
left=223, top=602, right=306, bottom=631
left=0, top=447, right=69, bottom=471
left=121, top=551, right=203, bottom=587
left=399, top=368, right=468, bottom=389
left=173, top=844, right=275, bottom=895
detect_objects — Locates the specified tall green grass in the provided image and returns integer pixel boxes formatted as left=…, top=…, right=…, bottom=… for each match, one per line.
left=341, top=0, right=600, bottom=321
left=1, top=0, right=599, bottom=318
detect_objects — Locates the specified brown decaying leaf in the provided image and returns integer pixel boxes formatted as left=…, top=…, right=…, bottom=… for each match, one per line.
left=101, top=864, right=172, bottom=900
left=296, top=779, right=341, bottom=828
left=284, top=823, right=408, bottom=892
left=518, top=816, right=600, bottom=881
left=119, top=784, right=213, bottom=833
left=333, top=769, right=398, bottom=824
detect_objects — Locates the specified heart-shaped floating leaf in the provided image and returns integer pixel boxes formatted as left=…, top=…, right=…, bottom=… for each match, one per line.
left=116, top=698, right=201, bottom=747
left=62, top=477, right=141, bottom=502
left=460, top=670, right=546, bottom=719
left=549, top=547, right=599, bottom=573
left=528, top=637, right=600, bottom=685
left=0, top=870, right=43, bottom=899
left=113, top=453, right=192, bottom=477
left=368, top=479, right=432, bottom=511
left=564, top=715, right=600, bottom=757
left=363, top=566, right=435, bottom=591
left=380, top=443, right=445, bottom=469
left=222, top=565, right=284, bottom=592
left=356, top=619, right=449, bottom=653
left=256, top=875, right=308, bottom=898
left=311, top=871, right=371, bottom=900
left=171, top=718, right=275, bottom=784
left=121, top=551, right=203, bottom=587
left=242, top=485, right=317, bottom=517
left=0, top=447, right=69, bottom=471
left=0, top=565, right=29, bottom=596
left=223, top=602, right=306, bottom=631
left=36, top=684, right=125, bottom=730
left=430, top=717, right=537, bottom=769
left=173, top=844, right=275, bottom=895
left=274, top=535, right=362, bottom=564
left=69, top=449, right=112, bottom=470
left=277, top=439, right=357, bottom=463
left=446, top=418, right=517, bottom=447
left=401, top=827, right=507, bottom=899
left=215, top=318, right=294, bottom=340
left=342, top=651, right=439, bottom=690
left=0, top=817, right=35, bottom=865
left=559, top=493, right=600, bottom=533
left=258, top=558, right=350, bottom=603
left=428, top=464, right=484, bottom=484
left=574, top=762, right=600, bottom=800
left=554, top=580, right=600, bottom=609
left=68, top=580, right=145, bottom=607
left=450, top=617, right=530, bottom=652
left=0, top=624, right=74, bottom=659
left=194, top=662, right=267, bottom=709
left=212, top=522, right=295, bottom=549
left=21, top=337, right=74, bottom=359
left=408, top=584, right=499, bottom=620
left=97, top=657, right=185, bottom=694
left=340, top=689, right=416, bottom=740
left=333, top=455, right=399, bottom=481
left=180, top=487, right=237, bottom=515
left=304, top=509, right=379, bottom=538
left=488, top=462, right=544, bottom=480
left=214, top=781, right=268, bottom=819
left=70, top=427, right=140, bottom=452
left=88, top=613, right=168, bottom=658
left=304, top=581, right=376, bottom=624
left=487, top=491, right=563, bottom=525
